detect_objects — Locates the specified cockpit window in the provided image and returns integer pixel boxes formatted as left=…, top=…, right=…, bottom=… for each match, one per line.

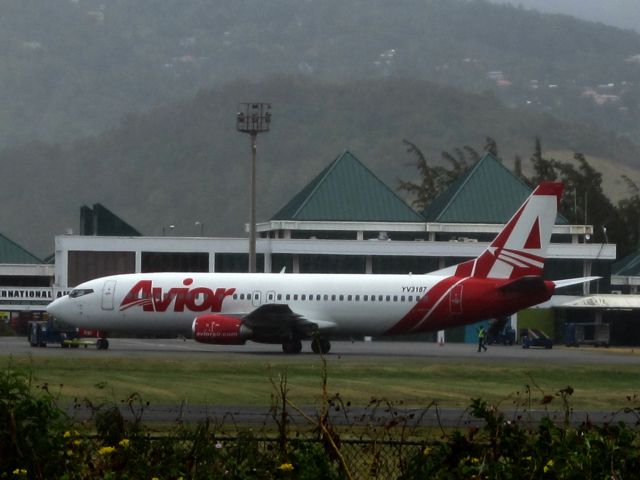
left=69, top=289, right=94, bottom=298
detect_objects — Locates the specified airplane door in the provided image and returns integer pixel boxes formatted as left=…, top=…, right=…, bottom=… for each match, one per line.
left=102, top=280, right=116, bottom=310
left=450, top=284, right=463, bottom=314
left=252, top=291, right=262, bottom=307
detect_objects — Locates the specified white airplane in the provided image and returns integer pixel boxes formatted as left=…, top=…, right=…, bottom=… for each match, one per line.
left=47, top=182, right=596, bottom=353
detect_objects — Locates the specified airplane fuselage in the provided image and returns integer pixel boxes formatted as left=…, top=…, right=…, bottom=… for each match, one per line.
left=48, top=271, right=553, bottom=337
left=51, top=272, right=435, bottom=335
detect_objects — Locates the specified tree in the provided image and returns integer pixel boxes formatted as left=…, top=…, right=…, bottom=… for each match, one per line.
left=528, top=137, right=557, bottom=185
left=615, top=176, right=640, bottom=256
left=525, top=139, right=618, bottom=244
left=513, top=154, right=527, bottom=183
left=484, top=136, right=498, bottom=158
left=397, top=140, right=478, bottom=211
left=401, top=135, right=639, bottom=259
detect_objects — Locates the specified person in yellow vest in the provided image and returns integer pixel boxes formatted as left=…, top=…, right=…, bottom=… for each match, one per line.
left=477, top=325, right=488, bottom=352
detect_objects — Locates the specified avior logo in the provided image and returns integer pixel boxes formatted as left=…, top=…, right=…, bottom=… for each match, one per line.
left=120, top=278, right=236, bottom=313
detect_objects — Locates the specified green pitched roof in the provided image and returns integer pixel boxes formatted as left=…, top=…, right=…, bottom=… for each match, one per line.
left=272, top=151, right=423, bottom=222
left=80, top=203, right=141, bottom=236
left=422, top=153, right=568, bottom=224
left=0, top=233, right=42, bottom=264
left=612, top=251, right=640, bottom=277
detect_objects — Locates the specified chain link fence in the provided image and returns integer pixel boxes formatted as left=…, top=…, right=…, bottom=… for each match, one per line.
left=133, top=435, right=426, bottom=479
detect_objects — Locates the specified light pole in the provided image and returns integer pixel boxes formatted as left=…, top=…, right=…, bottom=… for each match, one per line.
left=236, top=102, right=271, bottom=273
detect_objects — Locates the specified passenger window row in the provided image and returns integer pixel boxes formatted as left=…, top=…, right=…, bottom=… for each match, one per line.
left=231, top=293, right=421, bottom=303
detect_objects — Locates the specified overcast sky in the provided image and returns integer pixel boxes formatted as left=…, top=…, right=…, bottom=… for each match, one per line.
left=488, top=0, right=639, bottom=32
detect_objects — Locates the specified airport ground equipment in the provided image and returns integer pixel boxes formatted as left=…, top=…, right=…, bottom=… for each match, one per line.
left=519, top=328, right=553, bottom=349
left=487, top=317, right=516, bottom=345
left=27, top=319, right=104, bottom=349
left=564, top=322, right=610, bottom=347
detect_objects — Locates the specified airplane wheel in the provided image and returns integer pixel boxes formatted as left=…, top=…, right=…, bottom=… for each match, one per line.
left=97, top=338, right=109, bottom=350
left=282, top=340, right=302, bottom=354
left=311, top=338, right=331, bottom=354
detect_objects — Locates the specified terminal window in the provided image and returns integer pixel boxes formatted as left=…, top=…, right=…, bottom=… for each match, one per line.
left=141, top=252, right=209, bottom=273
left=68, top=251, right=135, bottom=286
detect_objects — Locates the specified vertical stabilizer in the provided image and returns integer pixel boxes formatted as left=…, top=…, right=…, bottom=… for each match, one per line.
left=450, top=182, right=563, bottom=280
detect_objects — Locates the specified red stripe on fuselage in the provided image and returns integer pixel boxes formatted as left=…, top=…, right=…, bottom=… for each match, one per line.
left=385, top=275, right=463, bottom=335
left=386, top=276, right=556, bottom=336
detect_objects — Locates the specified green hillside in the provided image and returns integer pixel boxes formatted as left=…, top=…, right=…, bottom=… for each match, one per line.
left=1, top=0, right=639, bottom=145
left=3, top=77, right=639, bottom=256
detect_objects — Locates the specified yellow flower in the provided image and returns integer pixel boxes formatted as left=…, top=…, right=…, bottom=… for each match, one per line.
left=423, top=446, right=433, bottom=456
left=543, top=459, right=554, bottom=473
left=12, top=468, right=27, bottom=476
left=470, top=457, right=480, bottom=464
left=278, top=463, right=294, bottom=472
left=73, top=439, right=82, bottom=446
left=99, top=446, right=116, bottom=455
left=118, top=438, right=130, bottom=448
left=524, top=456, right=532, bottom=461
left=63, top=431, right=72, bottom=438
left=66, top=449, right=74, bottom=457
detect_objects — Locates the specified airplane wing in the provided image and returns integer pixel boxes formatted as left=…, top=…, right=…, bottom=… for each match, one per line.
left=243, top=304, right=336, bottom=339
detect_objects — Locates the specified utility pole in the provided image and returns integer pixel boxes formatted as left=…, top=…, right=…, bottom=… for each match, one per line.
left=236, top=103, right=271, bottom=273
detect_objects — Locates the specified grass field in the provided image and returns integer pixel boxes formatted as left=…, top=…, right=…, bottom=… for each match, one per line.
left=3, top=352, right=639, bottom=412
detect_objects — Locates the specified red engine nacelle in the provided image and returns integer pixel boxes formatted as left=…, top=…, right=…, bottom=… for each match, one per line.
left=192, top=314, right=251, bottom=345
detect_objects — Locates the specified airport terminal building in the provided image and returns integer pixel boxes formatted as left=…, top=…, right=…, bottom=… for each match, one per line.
left=4, top=151, right=636, bottom=344
left=0, top=234, right=54, bottom=331
left=54, top=153, right=607, bottom=283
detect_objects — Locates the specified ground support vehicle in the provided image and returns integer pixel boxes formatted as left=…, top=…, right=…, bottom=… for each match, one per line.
left=519, top=328, right=553, bottom=349
left=487, top=325, right=516, bottom=345
left=28, top=320, right=105, bottom=349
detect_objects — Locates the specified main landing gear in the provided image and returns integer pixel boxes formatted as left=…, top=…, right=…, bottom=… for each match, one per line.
left=311, top=338, right=331, bottom=355
left=282, top=340, right=302, bottom=354
left=280, top=338, right=331, bottom=354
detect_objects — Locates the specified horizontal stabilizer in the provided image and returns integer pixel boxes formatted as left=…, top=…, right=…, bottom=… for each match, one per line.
left=553, top=276, right=600, bottom=289
left=498, top=276, right=547, bottom=294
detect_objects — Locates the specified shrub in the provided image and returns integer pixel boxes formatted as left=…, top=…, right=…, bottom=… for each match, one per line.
left=0, top=361, right=72, bottom=479
left=401, top=393, right=640, bottom=479
left=3, top=361, right=640, bottom=479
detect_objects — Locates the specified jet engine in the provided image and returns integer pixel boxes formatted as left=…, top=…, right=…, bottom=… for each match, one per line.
left=192, top=314, right=252, bottom=345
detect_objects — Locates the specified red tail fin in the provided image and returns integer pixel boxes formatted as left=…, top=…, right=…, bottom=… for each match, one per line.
left=452, top=182, right=563, bottom=280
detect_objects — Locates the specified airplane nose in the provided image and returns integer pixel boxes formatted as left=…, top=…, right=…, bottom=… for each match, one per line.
left=47, top=296, right=69, bottom=320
